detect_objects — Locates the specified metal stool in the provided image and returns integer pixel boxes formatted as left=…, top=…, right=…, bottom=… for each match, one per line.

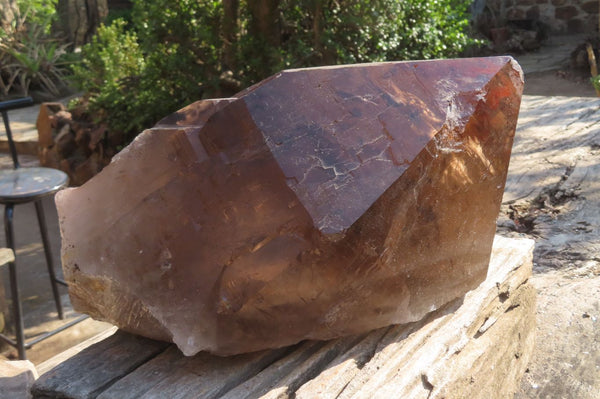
left=0, top=97, right=86, bottom=360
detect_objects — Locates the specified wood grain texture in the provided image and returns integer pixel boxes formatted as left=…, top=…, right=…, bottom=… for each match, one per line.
left=36, top=327, right=119, bottom=376
left=98, top=346, right=291, bottom=399
left=31, top=331, right=170, bottom=399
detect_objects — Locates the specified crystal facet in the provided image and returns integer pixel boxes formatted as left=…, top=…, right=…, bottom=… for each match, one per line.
left=56, top=57, right=524, bottom=356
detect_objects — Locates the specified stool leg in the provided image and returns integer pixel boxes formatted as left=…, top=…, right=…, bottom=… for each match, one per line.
left=34, top=200, right=64, bottom=320
left=5, top=204, right=26, bottom=360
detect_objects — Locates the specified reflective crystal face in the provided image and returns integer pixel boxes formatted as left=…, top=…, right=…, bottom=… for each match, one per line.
left=56, top=57, right=524, bottom=356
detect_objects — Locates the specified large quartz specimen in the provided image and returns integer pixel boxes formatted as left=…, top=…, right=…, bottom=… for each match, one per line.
left=56, top=57, right=523, bottom=356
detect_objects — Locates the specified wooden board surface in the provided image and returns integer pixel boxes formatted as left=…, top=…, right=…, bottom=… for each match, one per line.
left=36, top=327, right=119, bottom=376
left=31, top=235, right=535, bottom=399
left=31, top=331, right=170, bottom=399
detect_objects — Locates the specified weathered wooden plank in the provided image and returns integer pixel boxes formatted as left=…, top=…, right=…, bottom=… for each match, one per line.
left=36, top=327, right=119, bottom=376
left=95, top=346, right=182, bottom=399
left=253, top=334, right=363, bottom=399
left=434, top=284, right=536, bottom=398
left=31, top=331, right=170, bottom=399
left=336, top=235, right=535, bottom=399
left=98, top=345, right=291, bottom=399
left=294, top=327, right=391, bottom=399
left=219, top=341, right=329, bottom=399
left=335, top=299, right=461, bottom=399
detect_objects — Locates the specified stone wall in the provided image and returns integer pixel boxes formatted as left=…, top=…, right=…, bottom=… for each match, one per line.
left=483, top=0, right=599, bottom=34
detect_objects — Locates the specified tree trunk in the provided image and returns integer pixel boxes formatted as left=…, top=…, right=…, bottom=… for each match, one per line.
left=246, top=0, right=281, bottom=79
left=312, top=0, right=322, bottom=54
left=247, top=0, right=281, bottom=47
left=222, top=0, right=239, bottom=71
left=55, top=0, right=108, bottom=47
left=0, top=0, right=18, bottom=31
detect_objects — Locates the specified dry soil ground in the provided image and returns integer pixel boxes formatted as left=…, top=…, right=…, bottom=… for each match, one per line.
left=523, top=70, right=597, bottom=98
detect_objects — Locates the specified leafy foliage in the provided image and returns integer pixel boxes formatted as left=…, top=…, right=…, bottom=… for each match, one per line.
left=0, top=1, right=70, bottom=98
left=131, top=0, right=223, bottom=103
left=16, top=0, right=58, bottom=32
left=591, top=75, right=600, bottom=94
left=72, top=0, right=230, bottom=142
left=70, top=20, right=145, bottom=138
left=73, top=0, right=480, bottom=145
left=242, top=0, right=480, bottom=83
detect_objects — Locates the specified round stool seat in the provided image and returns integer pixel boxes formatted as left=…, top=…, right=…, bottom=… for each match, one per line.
left=0, top=167, right=69, bottom=204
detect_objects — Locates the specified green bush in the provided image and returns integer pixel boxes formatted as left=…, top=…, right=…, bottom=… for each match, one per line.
left=591, top=74, right=600, bottom=94
left=242, top=0, right=480, bottom=83
left=0, top=0, right=70, bottom=98
left=72, top=1, right=225, bottom=142
left=70, top=19, right=145, bottom=139
left=330, top=0, right=476, bottom=61
left=73, top=0, right=480, bottom=146
left=131, top=0, right=223, bottom=104
left=16, top=0, right=58, bottom=33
